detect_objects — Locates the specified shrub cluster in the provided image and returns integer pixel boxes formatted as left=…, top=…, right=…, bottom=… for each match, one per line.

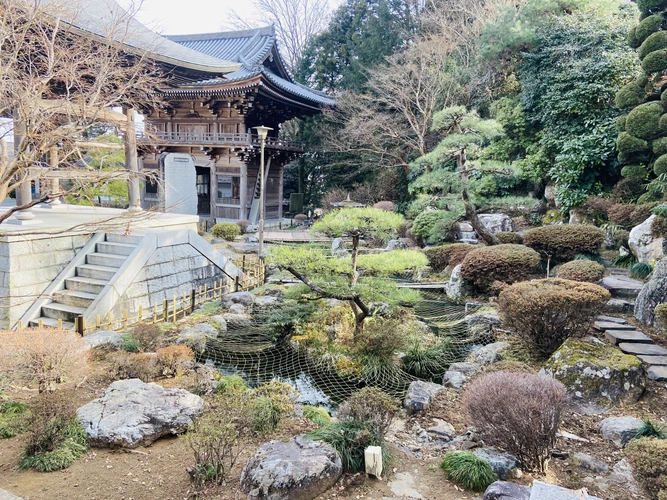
left=108, top=351, right=158, bottom=381
left=459, top=244, right=540, bottom=292
left=303, top=405, right=331, bottom=427
left=523, top=224, right=605, bottom=261
left=156, top=345, right=194, bottom=377
left=498, top=278, right=610, bottom=356
left=557, top=260, right=605, bottom=282
left=211, top=222, right=241, bottom=241
left=495, top=231, right=523, bottom=244
left=0, top=401, right=30, bottom=438
left=440, top=452, right=497, bottom=492
left=625, top=437, right=667, bottom=499
left=354, top=318, right=407, bottom=363
left=608, top=203, right=637, bottom=228
left=463, top=371, right=567, bottom=472
left=412, top=210, right=457, bottom=244
left=337, top=387, right=399, bottom=434
left=132, top=323, right=164, bottom=352
left=424, top=244, right=476, bottom=271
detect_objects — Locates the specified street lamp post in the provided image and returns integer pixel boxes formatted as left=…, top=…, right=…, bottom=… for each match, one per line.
left=253, top=125, right=273, bottom=257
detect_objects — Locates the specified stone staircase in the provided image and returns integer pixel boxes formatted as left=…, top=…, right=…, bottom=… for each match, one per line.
left=595, top=316, right=667, bottom=382
left=600, top=274, right=643, bottom=314
left=28, top=233, right=142, bottom=329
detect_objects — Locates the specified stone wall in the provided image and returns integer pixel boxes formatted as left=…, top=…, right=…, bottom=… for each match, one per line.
left=0, top=233, right=91, bottom=328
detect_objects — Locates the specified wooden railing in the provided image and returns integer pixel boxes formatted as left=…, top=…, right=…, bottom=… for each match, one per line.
left=141, top=131, right=304, bottom=152
left=17, top=255, right=265, bottom=334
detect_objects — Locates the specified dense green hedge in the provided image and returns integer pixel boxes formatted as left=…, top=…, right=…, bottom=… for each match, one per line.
left=639, top=30, right=667, bottom=59
left=636, top=15, right=663, bottom=46
left=523, top=225, right=605, bottom=261
left=626, top=102, right=664, bottom=139
left=617, top=132, right=649, bottom=154
left=621, top=164, right=649, bottom=179
left=616, top=76, right=648, bottom=109
left=654, top=154, right=667, bottom=175
left=460, top=244, right=540, bottom=293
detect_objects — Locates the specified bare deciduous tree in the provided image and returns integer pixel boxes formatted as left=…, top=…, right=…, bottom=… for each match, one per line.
left=0, top=0, right=164, bottom=223
left=226, top=0, right=332, bottom=73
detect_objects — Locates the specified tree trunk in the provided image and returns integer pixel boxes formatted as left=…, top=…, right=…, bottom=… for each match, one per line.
left=351, top=234, right=360, bottom=286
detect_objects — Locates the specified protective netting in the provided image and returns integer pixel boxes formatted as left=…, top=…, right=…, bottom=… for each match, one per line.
left=203, top=287, right=491, bottom=409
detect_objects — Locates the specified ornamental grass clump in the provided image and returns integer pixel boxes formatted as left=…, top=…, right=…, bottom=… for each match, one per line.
left=498, top=278, right=610, bottom=356
left=440, top=451, right=497, bottom=492
left=463, top=371, right=567, bottom=472
left=557, top=260, right=605, bottom=282
left=459, top=244, right=540, bottom=293
left=0, top=401, right=30, bottom=438
left=523, top=224, right=605, bottom=262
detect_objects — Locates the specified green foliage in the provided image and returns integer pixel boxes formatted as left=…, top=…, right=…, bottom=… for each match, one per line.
left=338, top=387, right=399, bottom=434
left=625, top=437, right=667, bottom=499
left=214, top=375, right=248, bottom=396
left=617, top=132, right=649, bottom=154
left=634, top=420, right=667, bottom=440
left=357, top=250, right=428, bottom=276
left=613, top=252, right=638, bottom=268
left=250, top=381, right=296, bottom=433
left=523, top=224, right=606, bottom=261
left=353, top=317, right=407, bottom=362
left=617, top=114, right=628, bottom=131
left=303, top=406, right=331, bottom=427
left=411, top=210, right=458, bottom=245
left=312, top=207, right=404, bottom=243
left=654, top=137, right=667, bottom=155
left=639, top=31, right=667, bottom=59
left=120, top=333, right=138, bottom=352
left=653, top=203, right=667, bottom=217
left=402, top=338, right=455, bottom=378
left=21, top=416, right=88, bottom=472
left=557, top=260, right=605, bottom=282
left=630, top=262, right=654, bottom=279
left=655, top=303, right=667, bottom=327
left=211, top=223, right=240, bottom=241
left=424, top=244, right=476, bottom=272
left=440, top=452, right=497, bottom=492
left=460, top=244, right=541, bottom=292
left=626, top=102, right=664, bottom=140
left=308, top=420, right=387, bottom=472
left=655, top=154, right=667, bottom=175
left=616, top=76, right=649, bottom=109
left=622, top=164, right=649, bottom=179
left=0, top=401, right=30, bottom=438
left=643, top=48, right=667, bottom=73
left=636, top=15, right=664, bottom=46
left=638, top=0, right=667, bottom=16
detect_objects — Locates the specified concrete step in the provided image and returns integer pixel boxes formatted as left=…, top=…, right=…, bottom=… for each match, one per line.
left=86, top=252, right=126, bottom=268
left=605, top=330, right=654, bottom=345
left=601, top=275, right=644, bottom=299
left=64, top=276, right=108, bottom=294
left=648, top=366, right=667, bottom=381
left=603, top=298, right=635, bottom=314
left=28, top=317, right=75, bottom=329
left=52, top=290, right=97, bottom=308
left=41, top=302, right=87, bottom=321
left=596, top=315, right=627, bottom=324
left=618, top=342, right=667, bottom=357
left=105, top=233, right=144, bottom=245
left=594, top=321, right=636, bottom=331
left=96, top=241, right=136, bottom=256
left=637, top=355, right=667, bottom=365
left=76, top=263, right=117, bottom=280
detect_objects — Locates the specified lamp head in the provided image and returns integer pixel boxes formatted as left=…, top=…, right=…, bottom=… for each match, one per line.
left=253, top=125, right=273, bottom=140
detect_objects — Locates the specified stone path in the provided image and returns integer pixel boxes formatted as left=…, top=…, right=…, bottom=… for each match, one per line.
left=595, top=315, right=667, bottom=382
left=600, top=274, right=642, bottom=314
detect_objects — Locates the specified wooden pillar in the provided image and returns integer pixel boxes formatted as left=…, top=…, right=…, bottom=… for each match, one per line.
left=210, top=162, right=217, bottom=220
left=123, top=107, right=141, bottom=210
left=239, top=161, right=248, bottom=220
left=278, top=164, right=284, bottom=219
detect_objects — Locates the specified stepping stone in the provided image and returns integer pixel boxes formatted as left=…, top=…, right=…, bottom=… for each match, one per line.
left=596, top=315, right=627, bottom=324
left=637, top=355, right=667, bottom=366
left=604, top=298, right=635, bottom=314
left=601, top=275, right=644, bottom=299
left=648, top=366, right=667, bottom=381
left=605, top=330, right=654, bottom=345
left=618, top=342, right=667, bottom=356
left=594, top=321, right=636, bottom=331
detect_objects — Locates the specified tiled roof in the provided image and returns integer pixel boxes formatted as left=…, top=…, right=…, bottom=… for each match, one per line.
left=168, top=27, right=335, bottom=106
left=42, top=0, right=239, bottom=75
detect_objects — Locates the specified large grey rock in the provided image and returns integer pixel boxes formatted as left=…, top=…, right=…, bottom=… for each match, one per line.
left=448, top=362, right=481, bottom=374
left=648, top=365, right=667, bottom=381
left=223, top=291, right=256, bottom=306
left=221, top=313, right=253, bottom=329
left=210, top=315, right=228, bottom=332
left=573, top=452, right=608, bottom=474
left=84, top=330, right=122, bottom=350
left=255, top=296, right=279, bottom=308
left=483, top=481, right=531, bottom=500
left=635, top=257, right=667, bottom=327
left=403, top=381, right=444, bottom=414
left=445, top=264, right=467, bottom=300
left=465, top=313, right=501, bottom=328
left=240, top=435, right=342, bottom=500
left=331, top=237, right=347, bottom=257
left=426, top=419, right=455, bottom=441
left=177, top=324, right=217, bottom=354
left=230, top=303, right=246, bottom=314
left=386, top=239, right=408, bottom=251
left=0, top=489, right=24, bottom=500
left=540, top=338, right=645, bottom=407
left=468, top=342, right=510, bottom=366
left=473, top=448, right=518, bottom=480
left=529, top=480, right=602, bottom=500
left=77, top=379, right=204, bottom=448
left=442, top=370, right=466, bottom=389
left=599, top=416, right=643, bottom=446
left=629, top=215, right=665, bottom=264
left=479, top=214, right=513, bottom=234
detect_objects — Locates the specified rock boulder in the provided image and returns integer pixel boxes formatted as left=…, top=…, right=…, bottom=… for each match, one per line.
left=223, top=291, right=255, bottom=306
left=240, top=435, right=342, bottom=500
left=77, top=379, right=204, bottom=448
left=599, top=416, right=643, bottom=447
left=386, top=239, right=408, bottom=251
left=84, top=330, right=123, bottom=350
left=473, top=448, right=518, bottom=480
left=635, top=257, right=667, bottom=327
left=483, top=481, right=531, bottom=500
left=540, top=338, right=645, bottom=408
left=479, top=214, right=513, bottom=234
left=403, top=381, right=444, bottom=414
left=468, top=342, right=510, bottom=366
left=629, top=215, right=665, bottom=263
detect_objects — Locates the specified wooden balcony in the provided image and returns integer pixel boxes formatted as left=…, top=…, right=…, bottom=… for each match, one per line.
left=141, top=131, right=304, bottom=152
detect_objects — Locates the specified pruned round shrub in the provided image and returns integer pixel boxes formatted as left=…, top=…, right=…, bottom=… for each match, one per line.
left=621, top=164, right=649, bottom=179
left=424, top=243, right=476, bottom=271
left=412, top=210, right=456, bottom=244
left=655, top=154, right=667, bottom=175
left=523, top=224, right=605, bottom=262
left=498, top=278, right=610, bottom=356
left=372, top=201, right=396, bottom=212
left=625, top=437, right=667, bottom=499
left=495, top=231, right=523, bottom=244
left=460, top=244, right=540, bottom=292
left=616, top=76, right=648, bottom=109
left=617, top=132, right=649, bottom=154
left=303, top=405, right=331, bottom=427
left=212, top=222, right=240, bottom=241
left=156, top=345, right=194, bottom=377
left=626, top=102, right=664, bottom=140
left=617, top=114, right=627, bottom=131
left=640, top=30, right=667, bottom=60
left=639, top=0, right=667, bottom=17
left=557, top=260, right=605, bottom=282
left=636, top=14, right=664, bottom=46
left=609, top=203, right=638, bottom=228
left=653, top=137, right=667, bottom=155
left=614, top=177, right=646, bottom=201
left=440, top=451, right=497, bottom=492
left=215, top=374, right=247, bottom=396
left=236, top=219, right=250, bottom=234
left=338, top=387, right=399, bottom=435
left=655, top=303, right=667, bottom=328
left=643, top=48, right=667, bottom=73
left=131, top=323, right=163, bottom=352
left=463, top=371, right=567, bottom=472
